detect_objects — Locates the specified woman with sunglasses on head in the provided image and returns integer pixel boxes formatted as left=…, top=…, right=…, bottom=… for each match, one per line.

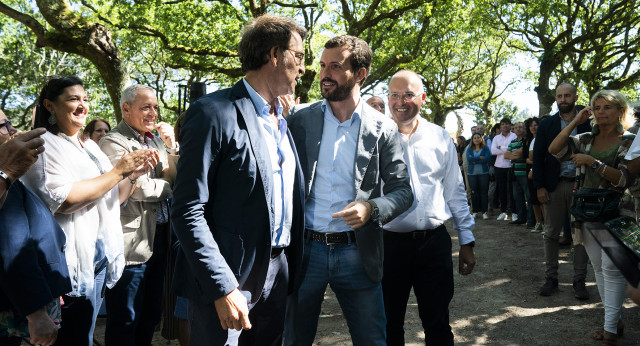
left=20, top=76, right=158, bottom=346
left=549, top=90, right=638, bottom=346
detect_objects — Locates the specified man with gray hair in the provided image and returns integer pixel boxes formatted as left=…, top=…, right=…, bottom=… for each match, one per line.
left=99, top=84, right=178, bottom=346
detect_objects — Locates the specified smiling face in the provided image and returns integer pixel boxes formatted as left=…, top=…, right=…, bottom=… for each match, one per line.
left=319, top=46, right=361, bottom=101
left=44, top=84, right=89, bottom=136
left=593, top=98, right=622, bottom=127
left=387, top=71, right=426, bottom=125
left=123, top=89, right=159, bottom=136
left=528, top=120, right=538, bottom=137
left=90, top=120, right=110, bottom=143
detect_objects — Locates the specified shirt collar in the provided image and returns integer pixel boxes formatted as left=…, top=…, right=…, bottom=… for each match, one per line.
left=321, top=99, right=362, bottom=126
left=243, top=78, right=283, bottom=118
left=124, top=120, right=154, bottom=142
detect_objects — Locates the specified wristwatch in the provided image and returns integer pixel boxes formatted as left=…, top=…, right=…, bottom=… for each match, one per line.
left=591, top=160, right=602, bottom=170
left=366, top=200, right=380, bottom=221
left=0, top=170, right=12, bottom=188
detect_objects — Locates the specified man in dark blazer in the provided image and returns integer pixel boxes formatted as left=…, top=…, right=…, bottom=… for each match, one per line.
left=533, top=82, right=592, bottom=298
left=283, top=36, right=413, bottom=346
left=170, top=15, right=306, bottom=346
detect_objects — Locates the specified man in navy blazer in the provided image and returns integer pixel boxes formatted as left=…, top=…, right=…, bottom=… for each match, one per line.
left=170, top=15, right=306, bottom=346
left=533, top=82, right=592, bottom=298
left=283, top=36, right=413, bottom=345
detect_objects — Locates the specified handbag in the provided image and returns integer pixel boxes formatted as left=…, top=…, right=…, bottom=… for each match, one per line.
left=569, top=187, right=622, bottom=222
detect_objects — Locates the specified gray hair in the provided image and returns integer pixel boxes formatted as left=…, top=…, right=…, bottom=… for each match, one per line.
left=121, top=84, right=154, bottom=112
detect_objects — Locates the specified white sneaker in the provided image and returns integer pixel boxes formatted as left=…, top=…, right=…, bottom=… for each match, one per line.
left=530, top=223, right=541, bottom=233
left=472, top=212, right=478, bottom=218
left=511, top=214, right=518, bottom=222
left=482, top=213, right=489, bottom=220
left=535, top=223, right=544, bottom=231
left=497, top=212, right=507, bottom=221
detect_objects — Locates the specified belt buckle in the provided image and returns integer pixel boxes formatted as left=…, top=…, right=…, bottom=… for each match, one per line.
left=412, top=231, right=427, bottom=239
left=323, top=233, right=338, bottom=245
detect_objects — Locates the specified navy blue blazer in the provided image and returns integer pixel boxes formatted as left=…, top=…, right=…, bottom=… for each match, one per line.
left=0, top=181, right=71, bottom=317
left=170, top=80, right=305, bottom=306
left=533, top=107, right=592, bottom=192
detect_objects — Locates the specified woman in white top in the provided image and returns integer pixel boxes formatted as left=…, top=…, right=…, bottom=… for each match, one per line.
left=21, top=76, right=157, bottom=346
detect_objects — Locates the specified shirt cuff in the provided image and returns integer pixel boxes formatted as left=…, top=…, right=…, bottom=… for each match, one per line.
left=458, top=229, right=475, bottom=246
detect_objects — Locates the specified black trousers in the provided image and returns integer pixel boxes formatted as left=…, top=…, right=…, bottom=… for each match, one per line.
left=494, top=167, right=514, bottom=213
left=188, top=251, right=289, bottom=346
left=382, top=226, right=454, bottom=346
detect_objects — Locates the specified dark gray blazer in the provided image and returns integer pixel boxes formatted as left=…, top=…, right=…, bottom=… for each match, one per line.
left=287, top=101, right=413, bottom=282
left=170, top=81, right=305, bottom=305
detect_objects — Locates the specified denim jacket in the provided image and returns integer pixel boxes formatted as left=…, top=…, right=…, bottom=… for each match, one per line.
left=466, top=146, right=491, bottom=175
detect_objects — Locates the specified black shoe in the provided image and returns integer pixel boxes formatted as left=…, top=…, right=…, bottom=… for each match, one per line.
left=539, top=278, right=558, bottom=296
left=509, top=220, right=526, bottom=225
left=573, top=280, right=590, bottom=300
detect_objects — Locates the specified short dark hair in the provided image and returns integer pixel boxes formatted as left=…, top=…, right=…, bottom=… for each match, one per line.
left=499, top=117, right=511, bottom=125
left=35, top=76, right=84, bottom=134
left=324, top=35, right=372, bottom=86
left=83, top=118, right=111, bottom=137
left=238, top=14, right=307, bottom=73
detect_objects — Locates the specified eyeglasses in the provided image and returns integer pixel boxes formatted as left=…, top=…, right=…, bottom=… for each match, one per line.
left=389, top=93, right=420, bottom=102
left=0, top=120, right=14, bottom=135
left=286, top=49, right=305, bottom=66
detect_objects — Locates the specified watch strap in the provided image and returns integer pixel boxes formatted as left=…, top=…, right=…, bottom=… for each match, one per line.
left=0, top=170, right=12, bottom=187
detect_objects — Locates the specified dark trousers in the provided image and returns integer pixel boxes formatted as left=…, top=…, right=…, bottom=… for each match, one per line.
left=189, top=251, right=289, bottom=346
left=468, top=173, right=489, bottom=213
left=54, top=259, right=107, bottom=346
left=105, top=223, right=169, bottom=346
left=494, top=167, right=513, bottom=213
left=382, top=226, right=454, bottom=346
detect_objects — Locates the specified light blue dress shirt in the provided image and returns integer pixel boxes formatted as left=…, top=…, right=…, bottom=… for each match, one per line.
left=242, top=79, right=295, bottom=247
left=306, top=100, right=362, bottom=233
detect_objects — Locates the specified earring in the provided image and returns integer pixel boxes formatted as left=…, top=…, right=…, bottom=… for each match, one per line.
left=48, top=111, right=57, bottom=125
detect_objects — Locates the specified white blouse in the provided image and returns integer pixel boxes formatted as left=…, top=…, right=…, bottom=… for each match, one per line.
left=21, top=131, right=124, bottom=297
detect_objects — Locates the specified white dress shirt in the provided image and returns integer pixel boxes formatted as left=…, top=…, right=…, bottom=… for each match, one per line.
left=383, top=118, right=475, bottom=245
left=243, top=79, right=295, bottom=247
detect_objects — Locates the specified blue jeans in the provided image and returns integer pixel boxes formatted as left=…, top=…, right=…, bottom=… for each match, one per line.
left=467, top=173, right=489, bottom=213
left=284, top=240, right=386, bottom=346
left=512, top=174, right=530, bottom=220
left=105, top=224, right=169, bottom=346
left=54, top=258, right=107, bottom=346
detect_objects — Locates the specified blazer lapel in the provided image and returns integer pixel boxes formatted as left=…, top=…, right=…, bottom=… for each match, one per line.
left=354, top=110, right=382, bottom=196
left=231, top=82, right=275, bottom=231
left=304, top=103, right=325, bottom=197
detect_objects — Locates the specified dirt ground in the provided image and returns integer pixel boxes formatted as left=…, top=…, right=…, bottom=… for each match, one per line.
left=90, top=215, right=640, bottom=345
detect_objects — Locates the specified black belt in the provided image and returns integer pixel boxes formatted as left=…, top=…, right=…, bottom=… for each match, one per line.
left=384, top=224, right=446, bottom=240
left=306, top=229, right=356, bottom=244
left=270, top=247, right=285, bottom=259
left=559, top=176, right=575, bottom=182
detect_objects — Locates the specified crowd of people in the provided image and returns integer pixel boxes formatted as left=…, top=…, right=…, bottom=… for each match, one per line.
left=0, top=13, right=639, bottom=346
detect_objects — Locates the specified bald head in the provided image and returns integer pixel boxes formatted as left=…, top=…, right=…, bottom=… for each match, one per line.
left=390, top=70, right=424, bottom=91
left=366, top=96, right=385, bottom=114
left=388, top=70, right=427, bottom=127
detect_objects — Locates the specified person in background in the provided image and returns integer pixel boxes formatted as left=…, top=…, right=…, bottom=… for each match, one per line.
left=504, top=121, right=528, bottom=225
left=533, top=82, right=591, bottom=299
left=548, top=89, right=636, bottom=345
left=366, top=96, right=385, bottom=115
left=525, top=117, right=544, bottom=232
left=467, top=132, right=491, bottom=219
left=20, top=76, right=156, bottom=346
left=100, top=84, right=178, bottom=346
left=83, top=119, right=111, bottom=144
left=491, top=118, right=516, bottom=221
